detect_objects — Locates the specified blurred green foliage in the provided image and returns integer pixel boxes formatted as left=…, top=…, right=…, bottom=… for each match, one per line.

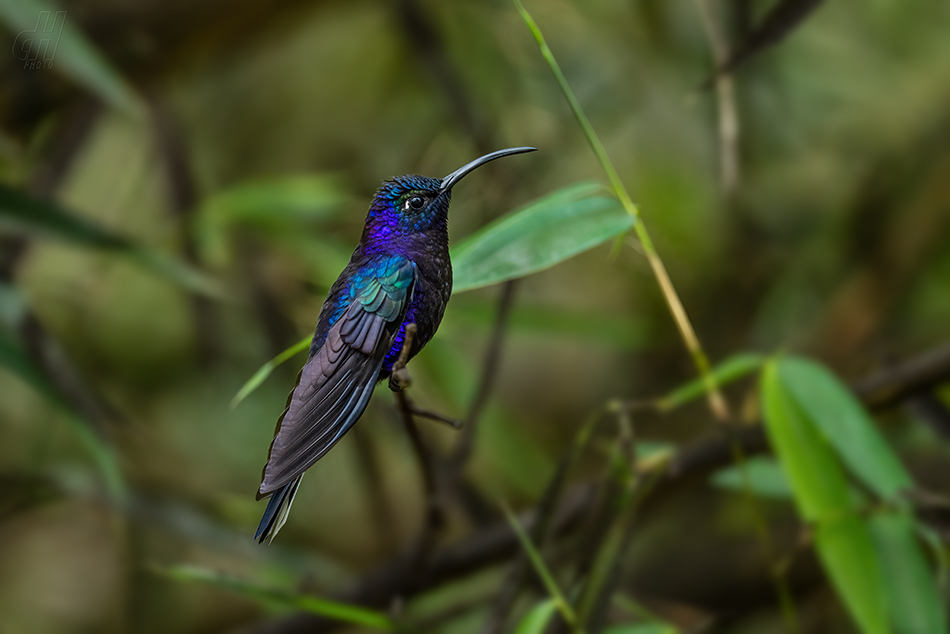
left=1, top=0, right=950, bottom=633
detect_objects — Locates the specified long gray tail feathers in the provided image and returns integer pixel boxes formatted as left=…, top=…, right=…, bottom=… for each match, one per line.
left=255, top=475, right=303, bottom=544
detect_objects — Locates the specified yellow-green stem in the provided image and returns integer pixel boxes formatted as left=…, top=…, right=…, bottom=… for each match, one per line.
left=514, top=0, right=728, bottom=421
left=501, top=502, right=587, bottom=634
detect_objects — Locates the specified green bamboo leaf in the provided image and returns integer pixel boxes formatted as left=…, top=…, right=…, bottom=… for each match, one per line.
left=155, top=565, right=406, bottom=632
left=611, top=595, right=678, bottom=633
left=230, top=335, right=311, bottom=409
left=574, top=517, right=627, bottom=629
left=0, top=182, right=133, bottom=249
left=514, top=598, right=559, bottom=634
left=451, top=182, right=632, bottom=293
left=0, top=329, right=53, bottom=396
left=870, top=512, right=948, bottom=634
left=778, top=356, right=913, bottom=501
left=658, top=352, right=764, bottom=411
left=513, top=0, right=724, bottom=420
left=200, top=175, right=348, bottom=225
left=603, top=624, right=678, bottom=634
left=813, top=517, right=891, bottom=634
left=712, top=457, right=793, bottom=500
left=762, top=360, right=889, bottom=634
left=67, top=410, right=127, bottom=504
left=0, top=0, right=140, bottom=114
left=195, top=175, right=350, bottom=272
left=501, top=502, right=586, bottom=634
left=131, top=251, right=229, bottom=299
left=0, top=184, right=227, bottom=297
left=762, top=362, right=854, bottom=520
left=918, top=524, right=950, bottom=607
left=0, top=283, right=27, bottom=328
left=573, top=430, right=646, bottom=626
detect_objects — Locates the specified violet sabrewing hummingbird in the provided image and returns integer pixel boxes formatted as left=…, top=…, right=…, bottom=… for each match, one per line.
left=255, top=147, right=537, bottom=542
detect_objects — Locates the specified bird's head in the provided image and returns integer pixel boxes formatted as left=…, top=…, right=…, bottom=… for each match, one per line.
left=362, top=147, right=537, bottom=248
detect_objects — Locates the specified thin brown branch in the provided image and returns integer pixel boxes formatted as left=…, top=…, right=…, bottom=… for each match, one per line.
left=395, top=324, right=416, bottom=372
left=904, top=393, right=950, bottom=441
left=395, top=389, right=446, bottom=560
left=557, top=410, right=644, bottom=634
left=451, top=280, right=518, bottom=467
left=696, top=0, right=741, bottom=197
left=404, top=396, right=463, bottom=430
left=390, top=323, right=446, bottom=562
left=243, top=340, right=950, bottom=634
left=852, top=342, right=950, bottom=411
left=700, top=0, right=826, bottom=88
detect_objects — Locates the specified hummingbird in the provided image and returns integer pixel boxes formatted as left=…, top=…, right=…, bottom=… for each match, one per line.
left=255, top=147, right=537, bottom=543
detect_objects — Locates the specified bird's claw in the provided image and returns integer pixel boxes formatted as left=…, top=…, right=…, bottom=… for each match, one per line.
left=389, top=367, right=412, bottom=392
left=389, top=322, right=416, bottom=392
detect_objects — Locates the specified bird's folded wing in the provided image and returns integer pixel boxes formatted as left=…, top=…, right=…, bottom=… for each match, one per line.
left=258, top=258, right=415, bottom=496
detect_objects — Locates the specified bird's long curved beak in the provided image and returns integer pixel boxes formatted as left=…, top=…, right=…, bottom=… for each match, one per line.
left=439, top=146, right=537, bottom=194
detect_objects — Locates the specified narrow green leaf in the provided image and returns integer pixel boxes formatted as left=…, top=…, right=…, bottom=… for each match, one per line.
left=633, top=441, right=675, bottom=464
left=573, top=425, right=647, bottom=626
left=0, top=0, right=140, bottom=114
left=131, top=251, right=229, bottom=300
left=0, top=183, right=133, bottom=249
left=0, top=329, right=53, bottom=396
left=155, top=565, right=405, bottom=632
left=658, top=352, right=764, bottom=411
left=762, top=360, right=890, bottom=634
left=574, top=517, right=627, bottom=628
left=231, top=335, right=312, bottom=409
left=813, top=516, right=890, bottom=634
left=0, top=184, right=227, bottom=298
left=67, top=411, right=127, bottom=504
left=0, top=282, right=27, bottom=328
left=870, top=512, right=948, bottom=634
left=511, top=1, right=636, bottom=222
left=712, top=457, right=793, bottom=500
left=611, top=595, right=676, bottom=631
left=195, top=177, right=350, bottom=274
left=762, top=361, right=855, bottom=520
left=513, top=0, right=724, bottom=421
left=771, top=358, right=938, bottom=633
left=451, top=182, right=632, bottom=293
left=201, top=175, right=348, bottom=225
left=501, top=503, right=586, bottom=634
left=603, top=624, right=678, bottom=634
left=778, top=356, right=913, bottom=501
left=514, top=598, right=559, bottom=634
left=918, top=524, right=950, bottom=606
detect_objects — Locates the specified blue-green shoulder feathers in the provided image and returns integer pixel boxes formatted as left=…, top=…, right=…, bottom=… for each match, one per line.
left=258, top=257, right=415, bottom=496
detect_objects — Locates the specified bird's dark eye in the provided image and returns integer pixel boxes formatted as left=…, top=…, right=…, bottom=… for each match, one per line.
left=407, top=196, right=425, bottom=210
